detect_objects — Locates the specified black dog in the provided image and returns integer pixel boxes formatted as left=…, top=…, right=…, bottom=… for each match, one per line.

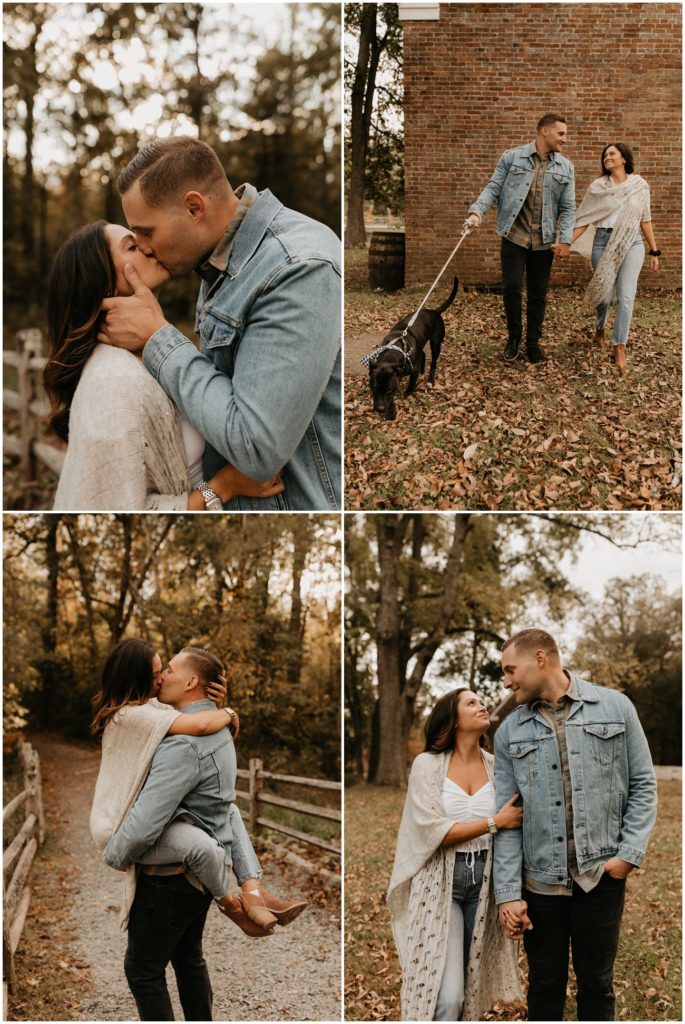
left=368, top=276, right=459, bottom=420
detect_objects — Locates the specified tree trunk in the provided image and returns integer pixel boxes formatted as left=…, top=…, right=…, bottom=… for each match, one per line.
left=42, top=516, right=60, bottom=656
left=346, top=4, right=385, bottom=248
left=373, top=514, right=411, bottom=785
left=398, top=514, right=472, bottom=753
left=286, top=519, right=309, bottom=685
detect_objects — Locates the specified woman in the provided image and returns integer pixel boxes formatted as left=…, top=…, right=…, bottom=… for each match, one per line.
left=571, top=142, right=661, bottom=373
left=44, top=221, right=284, bottom=509
left=90, top=638, right=306, bottom=934
left=388, top=688, right=523, bottom=1021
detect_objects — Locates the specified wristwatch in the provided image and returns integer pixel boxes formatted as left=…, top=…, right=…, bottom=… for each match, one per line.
left=198, top=480, right=223, bottom=511
left=487, top=817, right=498, bottom=835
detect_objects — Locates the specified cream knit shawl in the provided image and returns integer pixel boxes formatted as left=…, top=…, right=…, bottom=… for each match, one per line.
left=54, top=344, right=192, bottom=511
left=570, top=174, right=650, bottom=307
left=388, top=750, right=522, bottom=1021
left=90, top=699, right=180, bottom=929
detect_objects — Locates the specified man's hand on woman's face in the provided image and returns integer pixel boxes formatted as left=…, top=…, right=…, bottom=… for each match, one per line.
left=99, top=263, right=169, bottom=351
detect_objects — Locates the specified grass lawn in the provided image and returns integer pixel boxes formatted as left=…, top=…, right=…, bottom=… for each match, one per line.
left=344, top=249, right=681, bottom=510
left=344, top=779, right=681, bottom=1021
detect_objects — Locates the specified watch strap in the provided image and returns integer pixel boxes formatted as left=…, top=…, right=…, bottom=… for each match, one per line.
left=198, top=480, right=223, bottom=511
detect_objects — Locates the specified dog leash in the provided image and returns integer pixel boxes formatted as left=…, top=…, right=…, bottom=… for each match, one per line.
left=405, top=222, right=472, bottom=329
left=361, top=224, right=473, bottom=369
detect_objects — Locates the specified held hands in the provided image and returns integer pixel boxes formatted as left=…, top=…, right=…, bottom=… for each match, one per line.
left=603, top=857, right=634, bottom=880
left=99, top=263, right=169, bottom=351
left=494, top=792, right=522, bottom=830
left=550, top=242, right=570, bottom=260
left=499, top=899, right=533, bottom=940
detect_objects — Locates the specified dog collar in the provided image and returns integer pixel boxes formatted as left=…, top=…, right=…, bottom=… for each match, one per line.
left=360, top=335, right=415, bottom=373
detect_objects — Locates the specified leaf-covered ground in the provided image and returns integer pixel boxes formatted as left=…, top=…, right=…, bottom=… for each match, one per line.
left=344, top=250, right=681, bottom=510
left=344, top=779, right=681, bottom=1021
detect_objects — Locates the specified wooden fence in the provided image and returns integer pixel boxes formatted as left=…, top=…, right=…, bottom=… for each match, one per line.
left=236, top=758, right=341, bottom=858
left=3, top=742, right=46, bottom=995
left=3, top=328, right=64, bottom=483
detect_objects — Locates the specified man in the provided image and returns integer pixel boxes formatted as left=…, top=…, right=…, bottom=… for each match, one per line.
left=465, top=114, right=575, bottom=364
left=493, top=628, right=657, bottom=1021
left=100, top=137, right=341, bottom=511
left=103, top=647, right=241, bottom=1021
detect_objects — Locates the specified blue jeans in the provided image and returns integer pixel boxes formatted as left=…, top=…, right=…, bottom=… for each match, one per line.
left=591, top=229, right=645, bottom=346
left=434, top=850, right=487, bottom=1021
left=138, top=804, right=262, bottom=899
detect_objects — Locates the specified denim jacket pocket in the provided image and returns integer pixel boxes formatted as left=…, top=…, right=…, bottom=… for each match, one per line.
left=198, top=309, right=243, bottom=375
left=582, top=722, right=626, bottom=767
left=508, top=740, right=539, bottom=790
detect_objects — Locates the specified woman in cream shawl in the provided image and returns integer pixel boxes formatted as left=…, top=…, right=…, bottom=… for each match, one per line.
left=388, top=689, right=523, bottom=1021
left=570, top=142, right=661, bottom=373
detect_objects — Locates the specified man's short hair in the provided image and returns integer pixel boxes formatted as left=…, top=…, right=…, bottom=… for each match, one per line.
left=117, top=137, right=228, bottom=207
left=537, top=113, right=566, bottom=131
left=502, top=628, right=560, bottom=661
left=180, top=646, right=224, bottom=687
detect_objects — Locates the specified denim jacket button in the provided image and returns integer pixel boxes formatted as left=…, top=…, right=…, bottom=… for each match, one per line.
left=556, top=800, right=562, bottom=806
left=557, top=836, right=563, bottom=842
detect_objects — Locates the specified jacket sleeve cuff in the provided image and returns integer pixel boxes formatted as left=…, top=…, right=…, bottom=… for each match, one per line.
left=494, top=884, right=522, bottom=904
left=617, top=844, right=645, bottom=867
left=143, top=324, right=194, bottom=381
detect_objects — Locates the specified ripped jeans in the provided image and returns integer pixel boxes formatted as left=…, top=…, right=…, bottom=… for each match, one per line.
left=591, top=228, right=645, bottom=346
left=137, top=803, right=261, bottom=900
left=434, top=849, right=487, bottom=1021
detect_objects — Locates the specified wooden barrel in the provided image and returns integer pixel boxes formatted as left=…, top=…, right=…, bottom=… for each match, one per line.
left=368, top=231, right=405, bottom=291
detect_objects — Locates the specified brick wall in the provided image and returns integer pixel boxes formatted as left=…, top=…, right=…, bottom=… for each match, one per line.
left=402, top=3, right=681, bottom=290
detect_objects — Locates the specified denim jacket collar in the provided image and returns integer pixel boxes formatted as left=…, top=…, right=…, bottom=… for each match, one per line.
left=522, top=140, right=565, bottom=170
left=517, top=673, right=600, bottom=725
left=227, top=188, right=284, bottom=278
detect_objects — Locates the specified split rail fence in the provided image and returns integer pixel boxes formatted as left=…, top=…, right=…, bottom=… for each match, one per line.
left=3, top=329, right=64, bottom=483
left=3, top=741, right=46, bottom=997
left=236, top=758, right=341, bottom=859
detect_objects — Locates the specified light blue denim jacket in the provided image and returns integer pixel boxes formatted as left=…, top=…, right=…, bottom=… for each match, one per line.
left=143, top=189, right=341, bottom=511
left=493, top=676, right=657, bottom=904
left=468, top=141, right=576, bottom=245
left=103, top=700, right=236, bottom=870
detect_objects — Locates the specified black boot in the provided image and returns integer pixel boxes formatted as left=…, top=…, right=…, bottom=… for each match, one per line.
left=527, top=340, right=546, bottom=364
left=503, top=337, right=520, bottom=361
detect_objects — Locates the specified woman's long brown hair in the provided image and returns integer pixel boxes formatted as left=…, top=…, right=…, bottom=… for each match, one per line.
left=43, top=220, right=117, bottom=442
left=91, top=637, right=157, bottom=738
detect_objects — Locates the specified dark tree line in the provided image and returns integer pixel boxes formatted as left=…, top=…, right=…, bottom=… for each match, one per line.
left=4, top=514, right=341, bottom=778
left=3, top=2, right=341, bottom=329
left=345, top=513, right=681, bottom=786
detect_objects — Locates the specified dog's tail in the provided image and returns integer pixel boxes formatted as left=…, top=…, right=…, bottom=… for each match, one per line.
left=434, top=275, right=459, bottom=315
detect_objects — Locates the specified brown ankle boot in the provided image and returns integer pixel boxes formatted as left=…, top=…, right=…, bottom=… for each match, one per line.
left=240, top=889, right=278, bottom=929
left=614, top=344, right=627, bottom=373
left=593, top=327, right=606, bottom=347
left=217, top=894, right=274, bottom=937
left=260, top=890, right=309, bottom=926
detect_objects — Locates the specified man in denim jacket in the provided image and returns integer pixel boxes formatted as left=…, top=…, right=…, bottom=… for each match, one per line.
left=104, top=648, right=236, bottom=1020
left=465, top=114, right=575, bottom=364
left=100, top=137, right=340, bottom=511
left=493, top=628, right=656, bottom=1021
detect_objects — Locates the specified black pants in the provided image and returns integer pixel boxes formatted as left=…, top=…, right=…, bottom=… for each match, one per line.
left=500, top=237, right=554, bottom=345
left=523, top=874, right=626, bottom=1021
left=125, top=873, right=213, bottom=1021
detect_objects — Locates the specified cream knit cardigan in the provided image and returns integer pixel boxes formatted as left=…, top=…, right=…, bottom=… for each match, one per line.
left=54, top=344, right=192, bottom=511
left=388, top=749, right=522, bottom=1021
left=90, top=698, right=181, bottom=928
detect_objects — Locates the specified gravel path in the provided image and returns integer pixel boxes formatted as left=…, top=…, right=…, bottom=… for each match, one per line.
left=31, top=735, right=340, bottom=1021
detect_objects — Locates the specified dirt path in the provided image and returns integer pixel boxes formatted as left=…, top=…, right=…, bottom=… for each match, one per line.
left=9, top=734, right=340, bottom=1022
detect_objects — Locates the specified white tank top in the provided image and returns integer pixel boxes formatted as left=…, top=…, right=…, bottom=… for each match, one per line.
left=442, top=778, right=494, bottom=855
left=178, top=413, right=206, bottom=489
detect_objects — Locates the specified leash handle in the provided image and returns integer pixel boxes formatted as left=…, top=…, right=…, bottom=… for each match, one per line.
left=406, top=225, right=472, bottom=329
